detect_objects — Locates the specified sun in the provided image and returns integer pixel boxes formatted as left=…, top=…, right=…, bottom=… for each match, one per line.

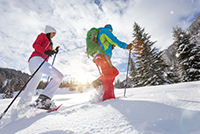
left=75, top=73, right=94, bottom=84
left=76, top=75, right=89, bottom=84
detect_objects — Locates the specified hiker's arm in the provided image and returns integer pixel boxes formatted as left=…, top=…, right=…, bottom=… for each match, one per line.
left=103, top=29, right=127, bottom=49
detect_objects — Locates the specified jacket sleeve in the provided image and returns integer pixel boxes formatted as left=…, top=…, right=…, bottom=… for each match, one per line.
left=33, top=34, right=48, bottom=54
left=99, top=29, right=127, bottom=50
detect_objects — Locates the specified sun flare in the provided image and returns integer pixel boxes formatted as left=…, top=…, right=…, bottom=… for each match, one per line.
left=74, top=73, right=94, bottom=84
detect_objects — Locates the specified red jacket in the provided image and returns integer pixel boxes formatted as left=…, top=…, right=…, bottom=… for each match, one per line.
left=28, top=33, right=52, bottom=62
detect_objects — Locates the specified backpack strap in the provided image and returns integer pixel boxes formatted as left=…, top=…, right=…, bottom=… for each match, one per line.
left=99, top=39, right=107, bottom=48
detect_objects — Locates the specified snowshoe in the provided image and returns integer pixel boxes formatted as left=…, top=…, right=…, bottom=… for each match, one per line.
left=33, top=94, right=57, bottom=111
left=90, top=79, right=104, bottom=103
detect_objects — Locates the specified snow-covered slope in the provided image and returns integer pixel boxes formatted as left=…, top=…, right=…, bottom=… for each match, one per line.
left=1, top=81, right=200, bottom=134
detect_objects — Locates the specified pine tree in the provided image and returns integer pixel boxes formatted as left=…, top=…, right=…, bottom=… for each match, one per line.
left=164, top=68, right=180, bottom=83
left=130, top=22, right=171, bottom=87
left=77, top=82, right=84, bottom=93
left=2, top=79, right=15, bottom=98
left=85, top=80, right=91, bottom=89
left=69, top=78, right=76, bottom=91
left=173, top=27, right=200, bottom=81
left=129, top=58, right=139, bottom=85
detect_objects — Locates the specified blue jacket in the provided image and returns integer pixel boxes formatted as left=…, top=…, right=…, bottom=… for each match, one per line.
left=98, top=27, right=127, bottom=58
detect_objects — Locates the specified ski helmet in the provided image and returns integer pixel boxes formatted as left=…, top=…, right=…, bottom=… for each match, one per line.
left=104, top=24, right=113, bottom=32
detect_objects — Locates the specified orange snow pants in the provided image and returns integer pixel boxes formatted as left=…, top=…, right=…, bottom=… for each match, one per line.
left=94, top=54, right=119, bottom=101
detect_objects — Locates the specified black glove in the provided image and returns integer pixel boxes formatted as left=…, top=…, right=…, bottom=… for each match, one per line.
left=44, top=49, right=55, bottom=56
left=111, top=45, right=115, bottom=50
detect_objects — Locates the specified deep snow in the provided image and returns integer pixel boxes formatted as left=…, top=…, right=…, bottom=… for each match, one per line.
left=1, top=81, right=200, bottom=134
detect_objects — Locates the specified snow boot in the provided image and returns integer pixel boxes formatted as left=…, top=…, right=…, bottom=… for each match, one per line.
left=35, top=94, right=57, bottom=110
left=91, top=79, right=104, bottom=102
left=92, top=79, right=103, bottom=89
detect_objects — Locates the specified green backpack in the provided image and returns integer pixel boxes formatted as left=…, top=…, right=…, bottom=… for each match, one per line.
left=86, top=27, right=105, bottom=57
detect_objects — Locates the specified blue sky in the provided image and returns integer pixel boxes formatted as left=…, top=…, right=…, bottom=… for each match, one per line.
left=0, top=0, right=199, bottom=83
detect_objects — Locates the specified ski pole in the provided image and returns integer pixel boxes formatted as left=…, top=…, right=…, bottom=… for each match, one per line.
left=0, top=51, right=54, bottom=120
left=46, top=46, right=60, bottom=86
left=124, top=49, right=131, bottom=97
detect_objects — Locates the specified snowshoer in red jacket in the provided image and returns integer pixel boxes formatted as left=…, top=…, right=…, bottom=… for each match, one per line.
left=18, top=25, right=63, bottom=110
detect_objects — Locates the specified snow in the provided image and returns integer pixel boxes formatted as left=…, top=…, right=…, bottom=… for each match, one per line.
left=187, top=68, right=198, bottom=72
left=0, top=81, right=200, bottom=134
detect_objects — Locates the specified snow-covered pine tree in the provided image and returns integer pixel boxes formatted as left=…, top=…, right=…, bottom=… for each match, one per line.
left=164, top=68, right=180, bottom=83
left=173, top=27, right=200, bottom=82
left=129, top=58, right=139, bottom=86
left=189, top=35, right=200, bottom=80
left=69, top=78, right=76, bottom=91
left=2, top=79, right=15, bottom=98
left=131, top=22, right=171, bottom=87
left=114, top=78, right=122, bottom=88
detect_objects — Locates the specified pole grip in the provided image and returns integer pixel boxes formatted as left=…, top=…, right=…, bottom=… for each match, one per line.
left=55, top=46, right=60, bottom=51
left=52, top=46, right=60, bottom=53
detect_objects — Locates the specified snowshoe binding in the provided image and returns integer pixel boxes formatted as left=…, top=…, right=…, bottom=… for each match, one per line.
left=33, top=94, right=57, bottom=111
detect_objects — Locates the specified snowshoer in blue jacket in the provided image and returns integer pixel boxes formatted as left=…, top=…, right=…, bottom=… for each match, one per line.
left=92, top=24, right=133, bottom=101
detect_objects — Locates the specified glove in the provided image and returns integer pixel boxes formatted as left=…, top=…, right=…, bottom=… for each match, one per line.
left=44, top=49, right=55, bottom=56
left=126, top=43, right=134, bottom=50
left=111, top=45, right=116, bottom=50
